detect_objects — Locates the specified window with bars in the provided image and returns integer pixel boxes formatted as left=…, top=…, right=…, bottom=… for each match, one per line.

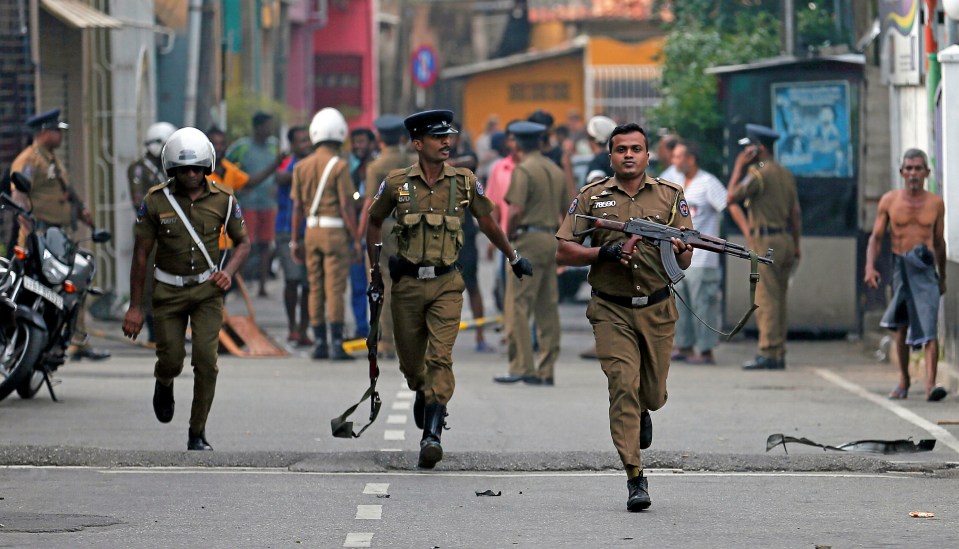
left=587, top=65, right=662, bottom=128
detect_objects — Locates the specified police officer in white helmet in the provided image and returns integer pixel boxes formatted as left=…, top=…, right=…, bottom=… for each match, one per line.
left=290, top=108, right=361, bottom=360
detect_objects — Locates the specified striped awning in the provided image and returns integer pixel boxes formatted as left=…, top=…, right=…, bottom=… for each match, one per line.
left=40, top=0, right=122, bottom=29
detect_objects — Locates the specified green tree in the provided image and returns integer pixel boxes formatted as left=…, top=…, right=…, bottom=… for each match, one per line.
left=648, top=2, right=781, bottom=174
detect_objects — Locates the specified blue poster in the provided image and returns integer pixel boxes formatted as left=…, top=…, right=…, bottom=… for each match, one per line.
left=772, top=81, right=853, bottom=178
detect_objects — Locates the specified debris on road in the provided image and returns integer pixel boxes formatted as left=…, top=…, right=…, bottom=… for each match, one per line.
left=909, top=511, right=935, bottom=518
left=475, top=490, right=502, bottom=497
left=766, top=434, right=936, bottom=455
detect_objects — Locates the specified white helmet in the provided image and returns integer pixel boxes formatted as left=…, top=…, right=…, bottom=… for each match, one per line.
left=161, top=127, right=215, bottom=176
left=587, top=115, right=617, bottom=145
left=309, top=107, right=348, bottom=145
left=145, top=121, right=177, bottom=157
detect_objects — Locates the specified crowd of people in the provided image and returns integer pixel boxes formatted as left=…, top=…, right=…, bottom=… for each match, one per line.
left=54, top=102, right=935, bottom=511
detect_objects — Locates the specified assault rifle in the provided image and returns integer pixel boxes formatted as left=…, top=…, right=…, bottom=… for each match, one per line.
left=573, top=214, right=775, bottom=339
left=573, top=214, right=773, bottom=284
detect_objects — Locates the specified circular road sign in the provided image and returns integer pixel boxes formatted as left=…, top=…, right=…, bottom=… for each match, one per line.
left=411, top=45, right=439, bottom=89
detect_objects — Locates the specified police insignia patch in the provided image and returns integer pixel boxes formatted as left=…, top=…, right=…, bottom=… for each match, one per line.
left=476, top=180, right=485, bottom=196
left=375, top=180, right=385, bottom=198
left=136, top=199, right=148, bottom=218
left=679, top=199, right=690, bottom=217
left=568, top=198, right=579, bottom=214
left=234, top=203, right=243, bottom=219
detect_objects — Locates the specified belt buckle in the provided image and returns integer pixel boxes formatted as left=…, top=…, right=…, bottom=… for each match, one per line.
left=631, top=296, right=648, bottom=307
left=418, top=266, right=436, bottom=279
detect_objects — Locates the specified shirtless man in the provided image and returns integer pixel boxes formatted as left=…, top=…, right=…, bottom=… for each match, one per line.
left=864, top=149, right=947, bottom=402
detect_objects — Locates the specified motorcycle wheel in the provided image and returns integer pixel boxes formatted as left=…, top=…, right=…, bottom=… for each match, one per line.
left=17, top=368, right=44, bottom=399
left=0, top=323, right=44, bottom=401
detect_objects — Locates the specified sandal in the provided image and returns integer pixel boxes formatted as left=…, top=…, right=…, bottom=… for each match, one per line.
left=888, top=386, right=909, bottom=400
left=927, top=386, right=948, bottom=402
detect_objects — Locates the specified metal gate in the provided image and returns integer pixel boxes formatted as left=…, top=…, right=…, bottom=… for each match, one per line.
left=585, top=65, right=662, bottom=126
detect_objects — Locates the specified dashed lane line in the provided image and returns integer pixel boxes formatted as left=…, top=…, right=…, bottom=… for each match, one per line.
left=363, top=483, right=389, bottom=495
left=391, top=401, right=410, bottom=411
left=343, top=532, right=373, bottom=548
left=355, top=505, right=382, bottom=520
left=383, top=430, right=406, bottom=441
left=814, top=368, right=959, bottom=456
left=386, top=414, right=407, bottom=424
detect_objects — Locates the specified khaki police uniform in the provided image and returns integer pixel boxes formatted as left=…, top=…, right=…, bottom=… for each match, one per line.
left=729, top=160, right=797, bottom=361
left=557, top=174, right=692, bottom=471
left=368, top=162, right=494, bottom=405
left=134, top=178, right=247, bottom=436
left=503, top=151, right=567, bottom=380
left=291, top=149, right=355, bottom=326
left=365, top=145, right=415, bottom=354
left=12, top=143, right=94, bottom=348
left=127, top=155, right=167, bottom=318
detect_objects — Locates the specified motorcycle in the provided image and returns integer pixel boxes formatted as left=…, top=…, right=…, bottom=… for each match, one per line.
left=0, top=172, right=111, bottom=401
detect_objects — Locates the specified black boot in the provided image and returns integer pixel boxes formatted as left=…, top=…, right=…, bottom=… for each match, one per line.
left=413, top=389, right=425, bottom=429
left=187, top=430, right=213, bottom=451
left=626, top=473, right=651, bottom=511
left=640, top=410, right=653, bottom=450
left=418, top=403, right=446, bottom=469
left=330, top=322, right=355, bottom=361
left=152, top=380, right=174, bottom=423
left=311, top=325, right=329, bottom=360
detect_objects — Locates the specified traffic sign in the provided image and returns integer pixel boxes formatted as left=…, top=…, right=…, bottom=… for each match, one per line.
left=411, top=45, right=439, bottom=89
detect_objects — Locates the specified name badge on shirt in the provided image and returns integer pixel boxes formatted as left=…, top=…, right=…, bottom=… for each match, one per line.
left=592, top=200, right=616, bottom=209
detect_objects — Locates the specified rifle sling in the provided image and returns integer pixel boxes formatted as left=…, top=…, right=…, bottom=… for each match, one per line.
left=670, top=250, right=760, bottom=341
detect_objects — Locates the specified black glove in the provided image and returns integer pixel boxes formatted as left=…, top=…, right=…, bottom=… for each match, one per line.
left=510, top=253, right=534, bottom=279
left=598, top=242, right=624, bottom=263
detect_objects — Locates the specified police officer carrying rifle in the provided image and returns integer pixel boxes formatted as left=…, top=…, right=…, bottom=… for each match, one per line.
left=366, top=110, right=533, bottom=469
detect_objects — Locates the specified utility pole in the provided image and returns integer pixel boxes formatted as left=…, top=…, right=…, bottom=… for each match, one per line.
left=783, top=0, right=795, bottom=56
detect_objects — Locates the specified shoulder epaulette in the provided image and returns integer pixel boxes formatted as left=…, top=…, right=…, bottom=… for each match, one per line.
left=146, top=179, right=172, bottom=195
left=210, top=180, right=236, bottom=195
left=385, top=167, right=412, bottom=184
left=581, top=176, right=611, bottom=192
left=654, top=177, right=683, bottom=191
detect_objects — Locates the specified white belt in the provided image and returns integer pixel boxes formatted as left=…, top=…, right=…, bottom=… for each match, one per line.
left=306, top=216, right=345, bottom=228
left=155, top=267, right=215, bottom=287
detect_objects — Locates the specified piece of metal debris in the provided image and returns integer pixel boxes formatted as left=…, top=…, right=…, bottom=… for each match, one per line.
left=475, top=490, right=502, bottom=497
left=766, top=434, right=936, bottom=455
left=909, top=511, right=935, bottom=518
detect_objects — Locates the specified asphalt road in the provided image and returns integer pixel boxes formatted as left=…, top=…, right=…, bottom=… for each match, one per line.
left=2, top=267, right=958, bottom=547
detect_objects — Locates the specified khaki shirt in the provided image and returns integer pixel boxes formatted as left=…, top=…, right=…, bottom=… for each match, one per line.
left=134, top=178, right=247, bottom=276
left=729, top=159, right=797, bottom=231
left=505, top=151, right=568, bottom=230
left=369, top=162, right=494, bottom=265
left=127, top=155, right=166, bottom=210
left=556, top=174, right=692, bottom=297
left=11, top=144, right=74, bottom=226
left=365, top=146, right=415, bottom=203
left=291, top=149, right=353, bottom=218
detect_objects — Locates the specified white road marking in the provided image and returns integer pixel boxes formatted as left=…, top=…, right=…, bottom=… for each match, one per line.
left=87, top=468, right=937, bottom=479
left=355, top=505, right=382, bottom=520
left=815, top=368, right=959, bottom=456
left=363, top=483, right=390, bottom=495
left=383, top=430, right=405, bottom=441
left=391, top=401, right=410, bottom=411
left=396, top=390, right=414, bottom=400
left=343, top=533, right=373, bottom=547
left=386, top=414, right=407, bottom=424
left=379, top=448, right=402, bottom=452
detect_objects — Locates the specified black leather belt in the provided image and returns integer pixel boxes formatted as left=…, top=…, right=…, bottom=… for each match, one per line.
left=389, top=256, right=459, bottom=281
left=593, top=287, right=671, bottom=308
left=751, top=226, right=785, bottom=236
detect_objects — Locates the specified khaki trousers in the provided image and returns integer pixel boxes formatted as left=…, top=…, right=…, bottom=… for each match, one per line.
left=152, top=280, right=224, bottom=435
left=587, top=295, right=677, bottom=470
left=754, top=233, right=795, bottom=360
left=391, top=270, right=465, bottom=405
left=304, top=226, right=351, bottom=325
left=377, top=219, right=398, bottom=353
left=505, top=232, right=561, bottom=379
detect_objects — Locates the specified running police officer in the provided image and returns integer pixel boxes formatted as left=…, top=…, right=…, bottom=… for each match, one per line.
left=123, top=127, right=250, bottom=451
left=493, top=121, right=567, bottom=386
left=357, top=114, right=415, bottom=359
left=11, top=108, right=110, bottom=361
left=366, top=109, right=532, bottom=469
left=726, top=124, right=801, bottom=370
left=290, top=108, right=361, bottom=361
left=556, top=123, right=693, bottom=511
